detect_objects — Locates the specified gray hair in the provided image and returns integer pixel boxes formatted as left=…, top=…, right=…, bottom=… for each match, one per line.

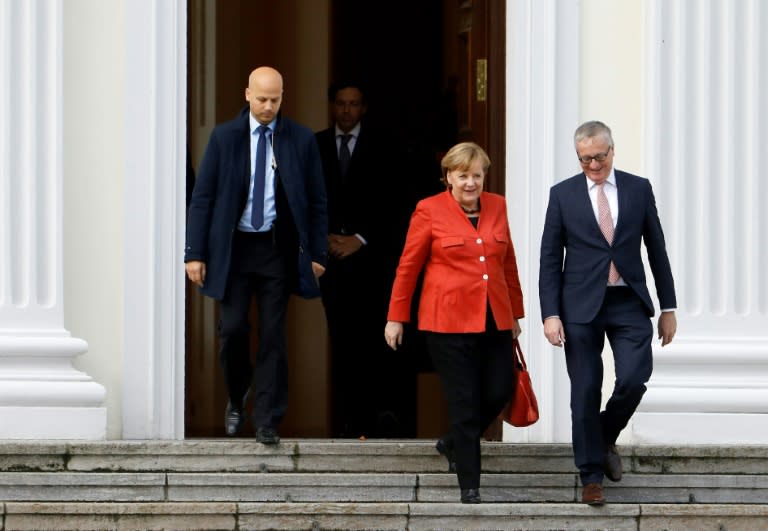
left=574, top=120, right=614, bottom=148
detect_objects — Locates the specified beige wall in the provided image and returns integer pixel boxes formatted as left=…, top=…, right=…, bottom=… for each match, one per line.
left=63, top=0, right=125, bottom=438
left=580, top=0, right=643, bottom=174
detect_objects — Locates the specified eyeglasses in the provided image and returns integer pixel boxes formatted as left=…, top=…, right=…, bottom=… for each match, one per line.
left=577, top=146, right=612, bottom=164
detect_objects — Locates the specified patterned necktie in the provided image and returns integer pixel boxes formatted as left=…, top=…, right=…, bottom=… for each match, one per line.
left=597, top=182, right=620, bottom=284
left=251, top=125, right=269, bottom=229
left=338, top=134, right=352, bottom=178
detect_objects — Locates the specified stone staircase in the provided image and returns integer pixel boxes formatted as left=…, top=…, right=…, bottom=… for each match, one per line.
left=1, top=440, right=768, bottom=530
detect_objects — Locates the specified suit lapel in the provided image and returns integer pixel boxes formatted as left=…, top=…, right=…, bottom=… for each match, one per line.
left=574, top=175, right=604, bottom=241
left=237, top=115, right=252, bottom=197
left=613, top=171, right=631, bottom=239
left=439, top=190, right=484, bottom=232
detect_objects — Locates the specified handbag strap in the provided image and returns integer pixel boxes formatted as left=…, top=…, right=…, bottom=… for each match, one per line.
left=513, top=339, right=528, bottom=371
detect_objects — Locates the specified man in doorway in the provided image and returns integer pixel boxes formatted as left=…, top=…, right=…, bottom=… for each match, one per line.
left=185, top=66, right=328, bottom=444
left=539, top=120, right=677, bottom=504
left=315, top=81, right=413, bottom=438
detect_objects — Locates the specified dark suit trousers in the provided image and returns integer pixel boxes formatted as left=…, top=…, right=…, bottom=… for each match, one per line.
left=563, top=286, right=653, bottom=485
left=219, top=230, right=289, bottom=430
left=321, top=250, right=414, bottom=438
left=425, top=318, right=514, bottom=490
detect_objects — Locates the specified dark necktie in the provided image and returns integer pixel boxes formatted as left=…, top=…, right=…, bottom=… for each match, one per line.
left=251, top=125, right=269, bottom=229
left=338, top=134, right=352, bottom=178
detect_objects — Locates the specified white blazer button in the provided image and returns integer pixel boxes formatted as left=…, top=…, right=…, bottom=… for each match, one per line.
left=483, top=274, right=489, bottom=280
left=479, top=256, right=486, bottom=262
left=476, top=238, right=482, bottom=244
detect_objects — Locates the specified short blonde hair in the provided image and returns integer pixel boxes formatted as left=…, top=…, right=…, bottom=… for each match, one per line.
left=440, top=142, right=490, bottom=186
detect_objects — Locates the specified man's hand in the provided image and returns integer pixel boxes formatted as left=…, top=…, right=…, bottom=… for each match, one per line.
left=311, top=261, right=326, bottom=279
left=543, top=316, right=566, bottom=347
left=658, top=311, right=677, bottom=346
left=185, top=260, right=206, bottom=287
left=328, top=233, right=363, bottom=259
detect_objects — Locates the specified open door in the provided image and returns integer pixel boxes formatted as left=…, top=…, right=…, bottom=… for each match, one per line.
left=184, top=0, right=506, bottom=440
left=443, top=0, right=507, bottom=440
left=448, top=0, right=505, bottom=195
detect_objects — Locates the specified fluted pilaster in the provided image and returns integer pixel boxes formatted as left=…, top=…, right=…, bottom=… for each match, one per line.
left=0, top=0, right=105, bottom=438
left=633, top=0, right=768, bottom=443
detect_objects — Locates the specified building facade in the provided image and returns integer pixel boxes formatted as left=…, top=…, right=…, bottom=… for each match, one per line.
left=1, top=0, right=766, bottom=444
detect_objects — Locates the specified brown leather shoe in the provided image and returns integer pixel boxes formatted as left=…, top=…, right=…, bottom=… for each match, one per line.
left=604, top=444, right=623, bottom=482
left=582, top=483, right=606, bottom=505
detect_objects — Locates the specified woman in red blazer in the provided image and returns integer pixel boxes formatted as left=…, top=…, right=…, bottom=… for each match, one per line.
left=384, top=142, right=525, bottom=503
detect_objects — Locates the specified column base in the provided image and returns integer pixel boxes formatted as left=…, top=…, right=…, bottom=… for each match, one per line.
left=0, top=406, right=106, bottom=439
left=632, top=412, right=768, bottom=444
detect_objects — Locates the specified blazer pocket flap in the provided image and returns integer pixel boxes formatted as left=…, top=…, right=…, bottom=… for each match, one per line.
left=494, top=233, right=509, bottom=243
left=440, top=236, right=465, bottom=248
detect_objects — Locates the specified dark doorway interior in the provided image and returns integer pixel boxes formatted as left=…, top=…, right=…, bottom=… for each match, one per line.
left=325, top=1, right=449, bottom=440
left=331, top=0, right=449, bottom=182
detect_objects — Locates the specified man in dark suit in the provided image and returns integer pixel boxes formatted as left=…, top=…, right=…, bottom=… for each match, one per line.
left=539, top=120, right=677, bottom=505
left=185, top=66, right=328, bottom=444
left=315, top=81, right=413, bottom=438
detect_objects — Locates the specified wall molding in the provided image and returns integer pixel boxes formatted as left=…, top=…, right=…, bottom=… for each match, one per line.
left=122, top=0, right=187, bottom=439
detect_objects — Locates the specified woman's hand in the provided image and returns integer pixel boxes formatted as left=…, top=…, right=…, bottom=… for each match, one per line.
left=384, top=321, right=404, bottom=351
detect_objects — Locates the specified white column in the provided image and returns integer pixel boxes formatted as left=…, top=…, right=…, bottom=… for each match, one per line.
left=504, top=0, right=581, bottom=443
left=0, top=0, right=105, bottom=439
left=633, top=0, right=768, bottom=443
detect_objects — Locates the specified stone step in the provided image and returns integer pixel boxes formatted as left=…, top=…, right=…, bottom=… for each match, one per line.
left=2, top=440, right=768, bottom=529
left=2, top=470, right=767, bottom=504
left=2, top=502, right=768, bottom=530
left=2, top=440, right=768, bottom=475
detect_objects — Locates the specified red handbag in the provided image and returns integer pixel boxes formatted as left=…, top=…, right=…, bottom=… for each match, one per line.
left=505, top=339, right=540, bottom=427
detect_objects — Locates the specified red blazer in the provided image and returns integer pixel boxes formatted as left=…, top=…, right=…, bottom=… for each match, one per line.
left=388, top=190, right=524, bottom=333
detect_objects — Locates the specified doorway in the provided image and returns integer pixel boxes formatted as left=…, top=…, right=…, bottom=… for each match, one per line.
left=184, top=0, right=505, bottom=439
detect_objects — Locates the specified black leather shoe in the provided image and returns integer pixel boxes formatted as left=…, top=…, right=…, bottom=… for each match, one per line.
left=604, top=444, right=623, bottom=482
left=224, top=402, right=244, bottom=436
left=256, top=426, right=281, bottom=445
left=435, top=437, right=457, bottom=473
left=460, top=488, right=481, bottom=504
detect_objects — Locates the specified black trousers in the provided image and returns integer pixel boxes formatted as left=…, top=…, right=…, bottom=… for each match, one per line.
left=563, top=286, right=653, bottom=485
left=320, top=250, right=415, bottom=438
left=425, top=318, right=514, bottom=490
left=219, top=230, right=289, bottom=430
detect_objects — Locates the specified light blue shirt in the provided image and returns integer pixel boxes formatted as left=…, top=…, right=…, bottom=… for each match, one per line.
left=238, top=115, right=277, bottom=232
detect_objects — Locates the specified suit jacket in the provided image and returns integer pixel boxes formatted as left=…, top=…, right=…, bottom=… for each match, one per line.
left=539, top=169, right=676, bottom=324
left=315, top=123, right=386, bottom=246
left=315, top=124, right=404, bottom=308
left=185, top=106, right=328, bottom=300
left=388, top=190, right=525, bottom=333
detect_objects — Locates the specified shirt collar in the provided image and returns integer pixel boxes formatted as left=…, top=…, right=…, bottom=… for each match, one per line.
left=586, top=168, right=617, bottom=190
left=249, top=114, right=276, bottom=135
left=335, top=122, right=361, bottom=138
